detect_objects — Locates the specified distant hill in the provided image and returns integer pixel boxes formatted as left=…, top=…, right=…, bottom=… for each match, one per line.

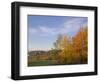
left=28, top=49, right=61, bottom=56
left=28, top=50, right=48, bottom=56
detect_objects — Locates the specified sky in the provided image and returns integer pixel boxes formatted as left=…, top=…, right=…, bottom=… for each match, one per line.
left=28, top=15, right=88, bottom=51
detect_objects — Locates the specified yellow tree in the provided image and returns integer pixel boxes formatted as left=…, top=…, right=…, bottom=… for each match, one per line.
left=54, top=34, right=72, bottom=64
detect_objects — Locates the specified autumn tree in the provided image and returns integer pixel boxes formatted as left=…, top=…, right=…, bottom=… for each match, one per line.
left=53, top=27, right=88, bottom=64
left=53, top=34, right=73, bottom=64
left=72, top=27, right=88, bottom=64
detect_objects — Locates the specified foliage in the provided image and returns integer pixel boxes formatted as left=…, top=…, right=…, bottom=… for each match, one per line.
left=53, top=27, right=88, bottom=64
left=72, top=27, right=88, bottom=63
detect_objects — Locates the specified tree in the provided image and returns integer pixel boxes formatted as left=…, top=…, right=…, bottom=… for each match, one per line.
left=72, top=27, right=88, bottom=64
left=53, top=34, right=62, bottom=50
left=53, top=27, right=88, bottom=64
left=53, top=34, right=72, bottom=64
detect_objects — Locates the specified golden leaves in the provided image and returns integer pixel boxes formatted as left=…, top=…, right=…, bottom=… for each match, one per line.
left=54, top=27, right=88, bottom=64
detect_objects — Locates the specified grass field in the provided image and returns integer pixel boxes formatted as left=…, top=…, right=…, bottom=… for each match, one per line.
left=28, top=60, right=59, bottom=66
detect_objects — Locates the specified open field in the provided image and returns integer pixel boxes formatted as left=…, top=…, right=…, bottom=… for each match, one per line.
left=28, top=60, right=58, bottom=66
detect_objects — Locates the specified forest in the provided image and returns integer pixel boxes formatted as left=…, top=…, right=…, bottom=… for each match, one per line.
left=28, top=27, right=88, bottom=66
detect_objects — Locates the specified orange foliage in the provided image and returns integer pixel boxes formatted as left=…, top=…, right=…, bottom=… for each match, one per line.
left=72, top=27, right=88, bottom=63
left=54, top=27, right=88, bottom=64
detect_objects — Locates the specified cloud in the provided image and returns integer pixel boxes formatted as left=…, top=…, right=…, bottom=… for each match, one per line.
left=38, top=26, right=56, bottom=35
left=62, top=17, right=87, bottom=36
left=29, top=26, right=58, bottom=37
left=29, top=17, right=87, bottom=37
left=29, top=27, right=38, bottom=34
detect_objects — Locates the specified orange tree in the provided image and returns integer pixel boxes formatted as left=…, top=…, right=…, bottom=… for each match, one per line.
left=72, top=27, right=88, bottom=64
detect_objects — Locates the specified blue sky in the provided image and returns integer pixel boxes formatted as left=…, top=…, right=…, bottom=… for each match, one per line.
left=28, top=15, right=88, bottom=51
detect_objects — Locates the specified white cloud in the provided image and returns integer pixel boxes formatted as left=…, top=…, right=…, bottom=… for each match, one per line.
left=29, top=27, right=38, bottom=34
left=29, top=17, right=87, bottom=37
left=29, top=26, right=56, bottom=37
left=62, top=18, right=87, bottom=36
left=38, top=26, right=55, bottom=35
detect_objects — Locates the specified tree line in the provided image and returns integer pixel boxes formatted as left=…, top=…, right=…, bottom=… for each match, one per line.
left=51, top=27, right=88, bottom=64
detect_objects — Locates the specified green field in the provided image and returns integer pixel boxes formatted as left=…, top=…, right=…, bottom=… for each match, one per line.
left=28, top=60, right=58, bottom=66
